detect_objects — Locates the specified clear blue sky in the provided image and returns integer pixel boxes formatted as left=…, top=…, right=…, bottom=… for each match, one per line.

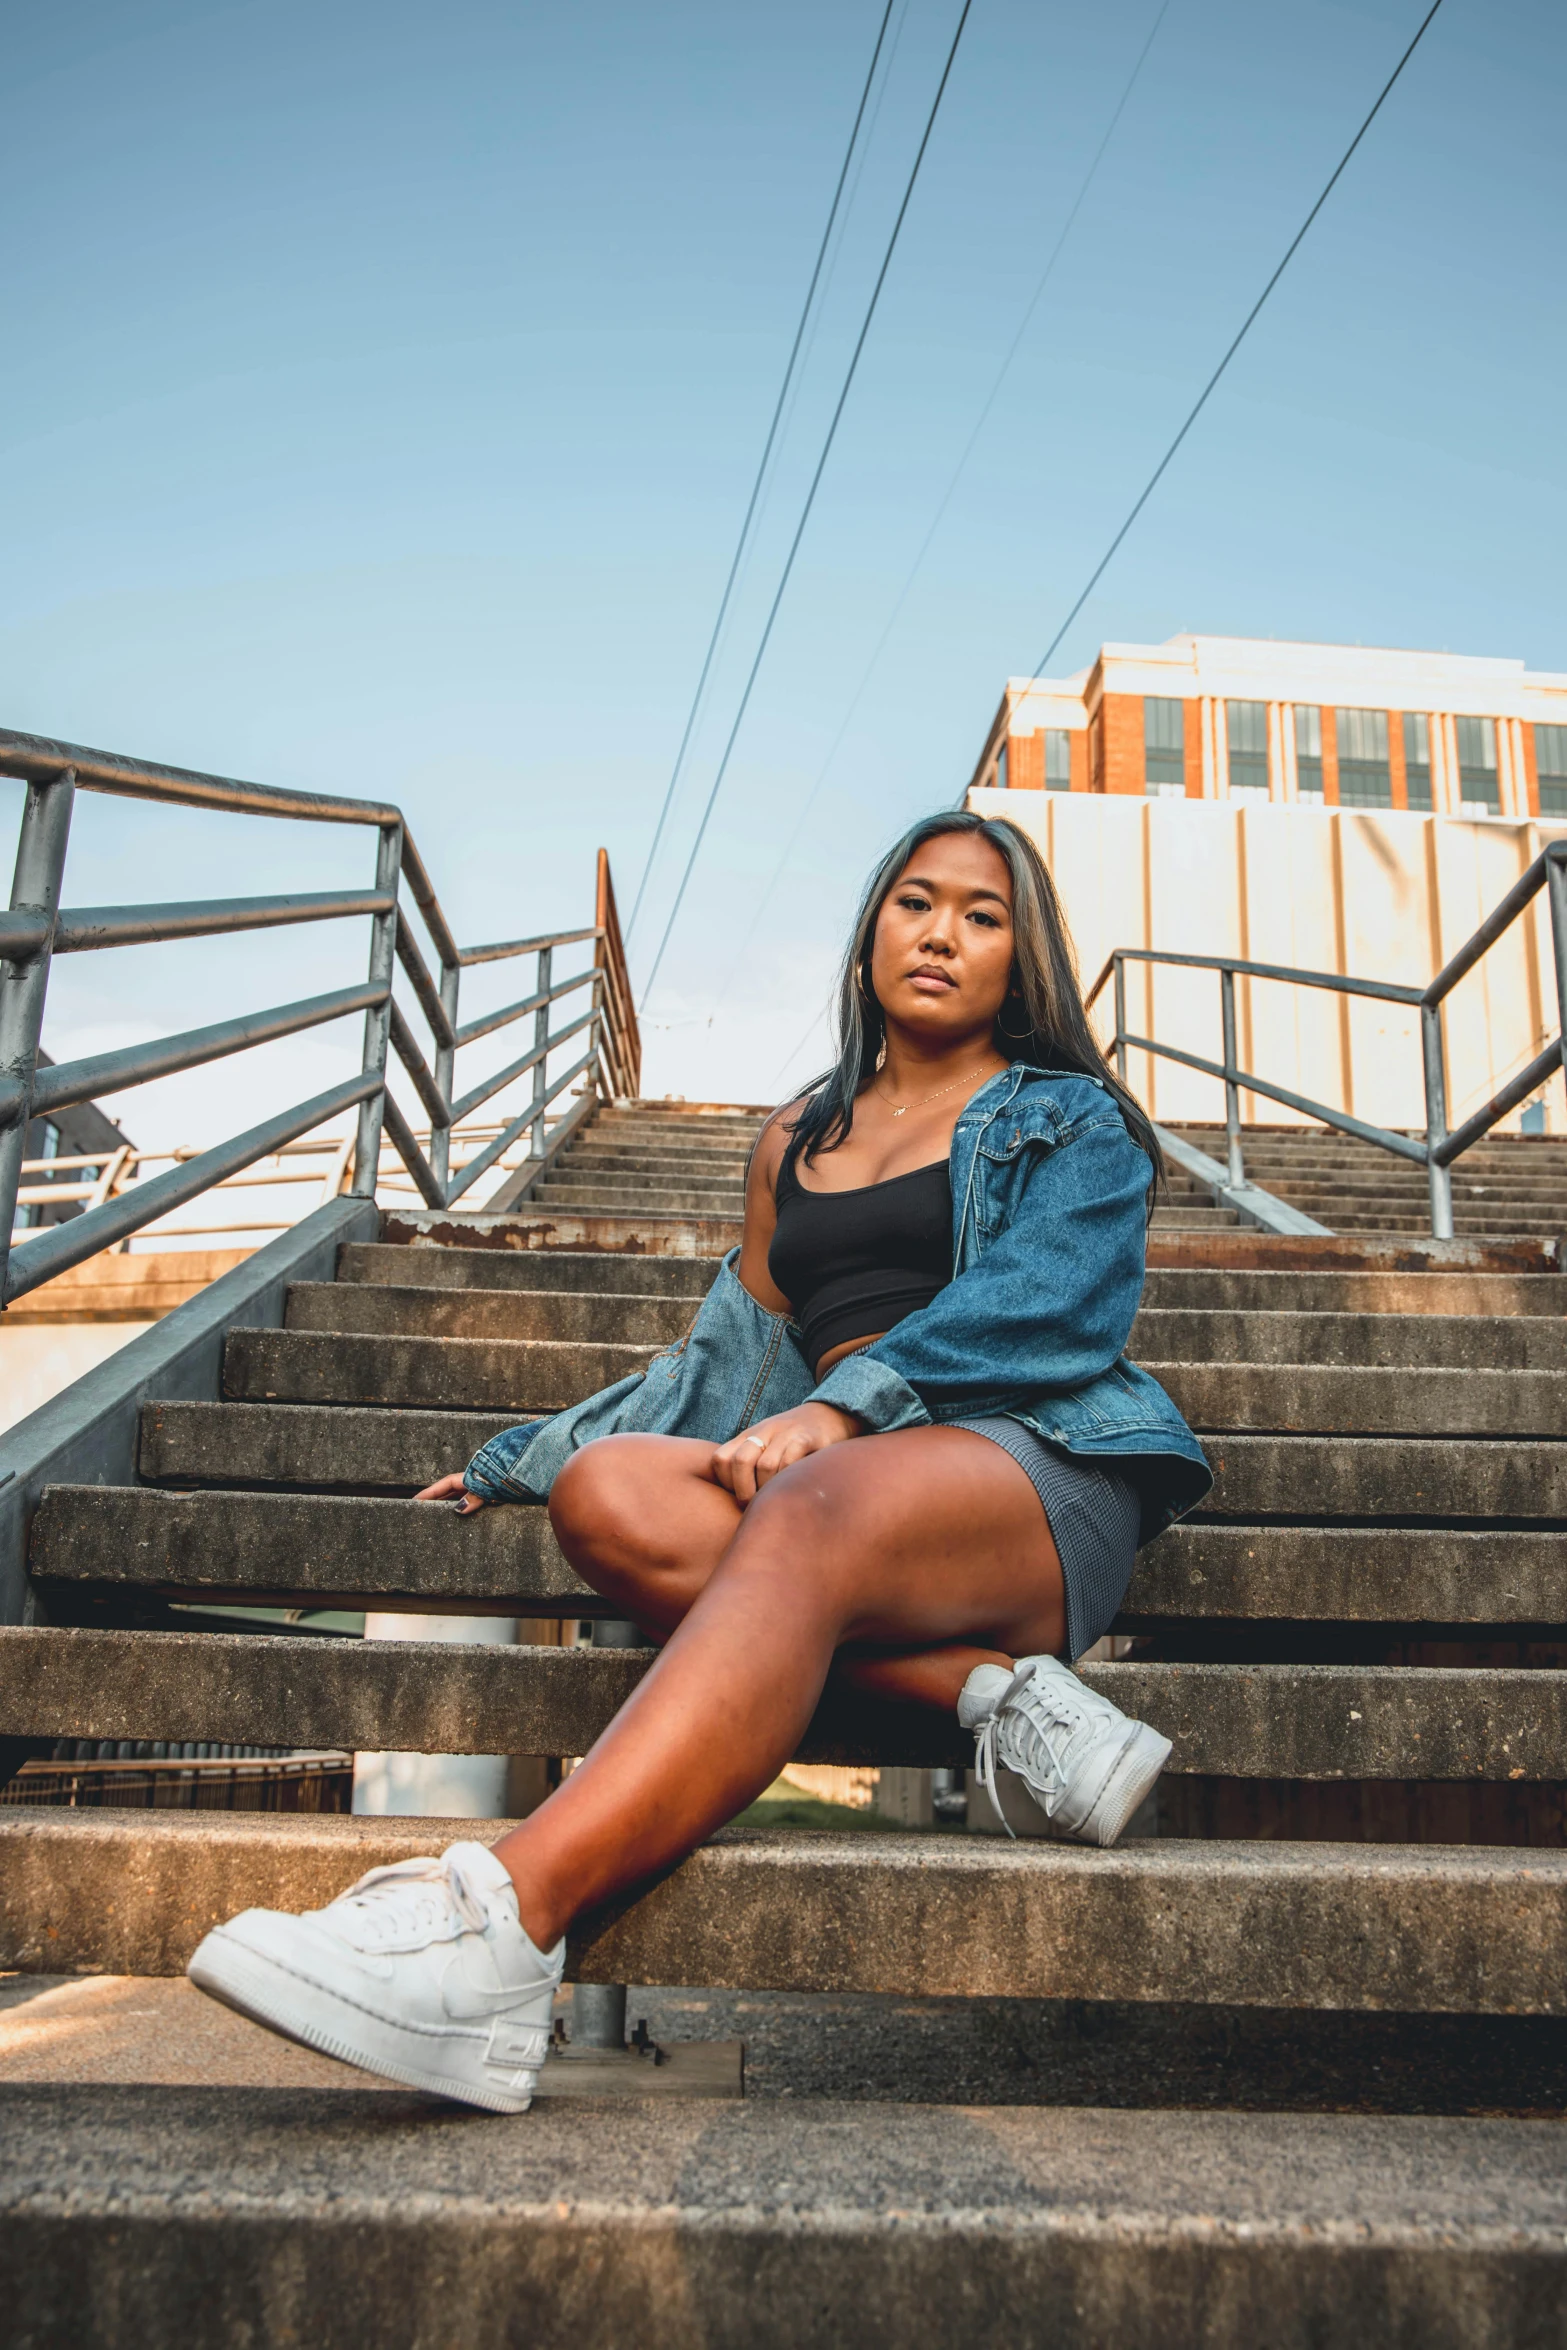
left=3, top=0, right=1562, bottom=1137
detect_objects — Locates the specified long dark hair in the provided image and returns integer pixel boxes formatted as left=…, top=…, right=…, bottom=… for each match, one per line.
left=781, top=810, right=1162, bottom=1196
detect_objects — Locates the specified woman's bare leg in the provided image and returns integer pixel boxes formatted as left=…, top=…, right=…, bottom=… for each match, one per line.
left=492, top=1426, right=1063, bottom=1948
left=546, top=1431, right=1048, bottom=1700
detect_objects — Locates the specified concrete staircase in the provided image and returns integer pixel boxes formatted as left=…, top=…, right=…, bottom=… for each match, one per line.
left=1167, top=1119, right=1567, bottom=1238
left=1, top=1099, right=1565, bottom=2344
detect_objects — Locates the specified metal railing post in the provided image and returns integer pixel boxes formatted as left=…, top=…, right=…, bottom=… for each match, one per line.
left=430, top=958, right=459, bottom=1201
left=351, top=821, right=403, bottom=1198
left=0, top=770, right=75, bottom=1302
left=1546, top=847, right=1567, bottom=1124
left=527, top=944, right=553, bottom=1160
left=1112, top=955, right=1128, bottom=1087
left=1220, top=967, right=1246, bottom=1190
left=1421, top=1002, right=1454, bottom=1240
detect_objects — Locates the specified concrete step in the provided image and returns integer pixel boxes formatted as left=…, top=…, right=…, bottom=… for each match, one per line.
left=1137, top=1269, right=1567, bottom=1316
left=5, top=1805, right=1566, bottom=2014
left=135, top=1402, right=1567, bottom=1523
left=1132, top=1522, right=1566, bottom=1626
left=139, top=1400, right=516, bottom=1491
left=535, top=1182, right=747, bottom=1214
left=382, top=1205, right=746, bottom=1254
left=286, top=1280, right=696, bottom=1348
left=1149, top=1361, right=1567, bottom=1435
left=7, top=1622, right=1565, bottom=1785
left=1132, top=1309, right=1567, bottom=1369
left=595, top=1108, right=765, bottom=1130
left=1149, top=1210, right=1240, bottom=1228
left=223, top=1328, right=657, bottom=1413
left=564, top=1147, right=753, bottom=1174
left=290, top=1290, right=1567, bottom=1368
left=2, top=2086, right=1560, bottom=2350
left=38, top=1483, right=1567, bottom=1625
left=222, top=1328, right=1567, bottom=1431
left=337, top=1244, right=720, bottom=1297
left=1196, top=1433, right=1567, bottom=1521
left=1315, top=1222, right=1559, bottom=1240
left=543, top=1167, right=745, bottom=1196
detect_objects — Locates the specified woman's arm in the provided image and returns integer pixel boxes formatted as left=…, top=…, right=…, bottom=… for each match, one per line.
left=733, top=1100, right=799, bottom=1315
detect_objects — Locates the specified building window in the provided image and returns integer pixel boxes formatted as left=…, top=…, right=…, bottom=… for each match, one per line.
left=1226, top=700, right=1270, bottom=801
left=1144, top=697, right=1185, bottom=797
left=1294, top=705, right=1324, bottom=801
left=1536, top=723, right=1567, bottom=818
left=1456, top=715, right=1499, bottom=813
left=1403, top=712, right=1433, bottom=812
left=1044, top=729, right=1072, bottom=790
left=995, top=741, right=1008, bottom=790
left=1336, top=708, right=1392, bottom=808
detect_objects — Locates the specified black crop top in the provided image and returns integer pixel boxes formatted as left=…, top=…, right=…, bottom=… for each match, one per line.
left=769, top=1151, right=952, bottom=1378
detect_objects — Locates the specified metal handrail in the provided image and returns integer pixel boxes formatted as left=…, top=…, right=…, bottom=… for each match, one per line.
left=1084, top=838, right=1567, bottom=1239
left=0, top=727, right=643, bottom=1304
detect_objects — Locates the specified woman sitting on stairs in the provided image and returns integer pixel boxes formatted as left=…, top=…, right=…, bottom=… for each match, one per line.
left=188, top=810, right=1212, bottom=2111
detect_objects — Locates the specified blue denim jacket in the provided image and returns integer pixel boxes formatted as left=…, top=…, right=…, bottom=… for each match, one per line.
left=463, top=1063, right=1212, bottom=1543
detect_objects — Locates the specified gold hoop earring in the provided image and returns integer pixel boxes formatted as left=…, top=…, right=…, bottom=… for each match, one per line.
left=996, top=1002, right=1032, bottom=1041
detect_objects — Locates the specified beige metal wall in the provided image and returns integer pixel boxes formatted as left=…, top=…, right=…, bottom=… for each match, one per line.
left=969, top=788, right=1567, bottom=1136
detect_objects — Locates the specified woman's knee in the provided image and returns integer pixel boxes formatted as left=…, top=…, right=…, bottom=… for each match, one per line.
left=549, top=1439, right=641, bottom=1561
left=726, top=1456, right=870, bottom=1589
left=548, top=1435, right=702, bottom=1570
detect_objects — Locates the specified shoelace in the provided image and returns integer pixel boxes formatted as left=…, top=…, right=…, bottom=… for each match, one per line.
left=335, top=1851, right=492, bottom=1945
left=972, top=1665, right=1088, bottom=1839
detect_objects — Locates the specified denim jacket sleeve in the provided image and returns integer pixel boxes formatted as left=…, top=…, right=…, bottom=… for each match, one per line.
left=811, top=1110, right=1150, bottom=1434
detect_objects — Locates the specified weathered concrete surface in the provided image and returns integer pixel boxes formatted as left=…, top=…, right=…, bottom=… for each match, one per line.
left=138, top=1400, right=519, bottom=1491
left=224, top=1327, right=657, bottom=1411
left=37, top=1486, right=1566, bottom=1628
left=1141, top=1232, right=1562, bottom=1275
left=1138, top=1268, right=1567, bottom=1316
left=1, top=2092, right=1564, bottom=2350
left=1132, top=1308, right=1567, bottom=1370
left=4, top=1808, right=1566, bottom=2012
left=537, top=1177, right=745, bottom=1211
left=1149, top=1361, right=1567, bottom=1436
left=1198, top=1434, right=1567, bottom=1520
left=0, top=1975, right=741, bottom=2101
left=136, top=1408, right=1567, bottom=1520
left=338, top=1241, right=721, bottom=1296
left=380, top=1207, right=745, bottom=1257
left=5, top=1626, right=1563, bottom=1781
left=567, top=1148, right=751, bottom=1177
left=30, top=1489, right=589, bottom=1612
left=287, top=1278, right=696, bottom=1346
left=1133, top=1523, right=1567, bottom=1622
left=223, top=1332, right=1567, bottom=1430
left=293, top=1288, right=1567, bottom=1364
left=0, top=1198, right=379, bottom=1629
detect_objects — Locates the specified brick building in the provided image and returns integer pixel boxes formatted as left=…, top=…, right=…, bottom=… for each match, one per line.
left=970, top=635, right=1567, bottom=819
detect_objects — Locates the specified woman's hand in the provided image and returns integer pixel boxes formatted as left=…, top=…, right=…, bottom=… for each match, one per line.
left=710, top=1402, right=862, bottom=1506
left=415, top=1472, right=485, bottom=1515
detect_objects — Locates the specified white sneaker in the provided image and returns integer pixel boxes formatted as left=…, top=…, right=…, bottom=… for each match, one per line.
left=187, top=1841, right=564, bottom=2113
left=959, top=1654, right=1171, bottom=1848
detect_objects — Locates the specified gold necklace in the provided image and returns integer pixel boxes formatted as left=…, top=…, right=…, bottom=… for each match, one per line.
left=874, top=1061, right=998, bottom=1119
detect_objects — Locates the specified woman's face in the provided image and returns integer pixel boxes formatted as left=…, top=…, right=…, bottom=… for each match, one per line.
left=868, top=830, right=1016, bottom=1045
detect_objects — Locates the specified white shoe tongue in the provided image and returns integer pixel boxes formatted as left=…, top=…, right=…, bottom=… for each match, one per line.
left=445, top=1840, right=519, bottom=1915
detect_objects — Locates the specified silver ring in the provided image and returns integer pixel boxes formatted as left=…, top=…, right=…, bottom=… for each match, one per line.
left=743, top=1434, right=767, bottom=1448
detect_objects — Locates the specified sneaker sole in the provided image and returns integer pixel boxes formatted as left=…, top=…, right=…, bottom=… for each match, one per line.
left=188, top=1929, right=539, bottom=2114
left=1078, top=1720, right=1173, bottom=1848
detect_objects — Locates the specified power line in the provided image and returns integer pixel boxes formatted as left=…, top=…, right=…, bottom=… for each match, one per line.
left=623, top=0, right=899, bottom=946
left=640, top=0, right=975, bottom=1001
left=1023, top=0, right=1447, bottom=687
left=706, top=0, right=1173, bottom=1008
